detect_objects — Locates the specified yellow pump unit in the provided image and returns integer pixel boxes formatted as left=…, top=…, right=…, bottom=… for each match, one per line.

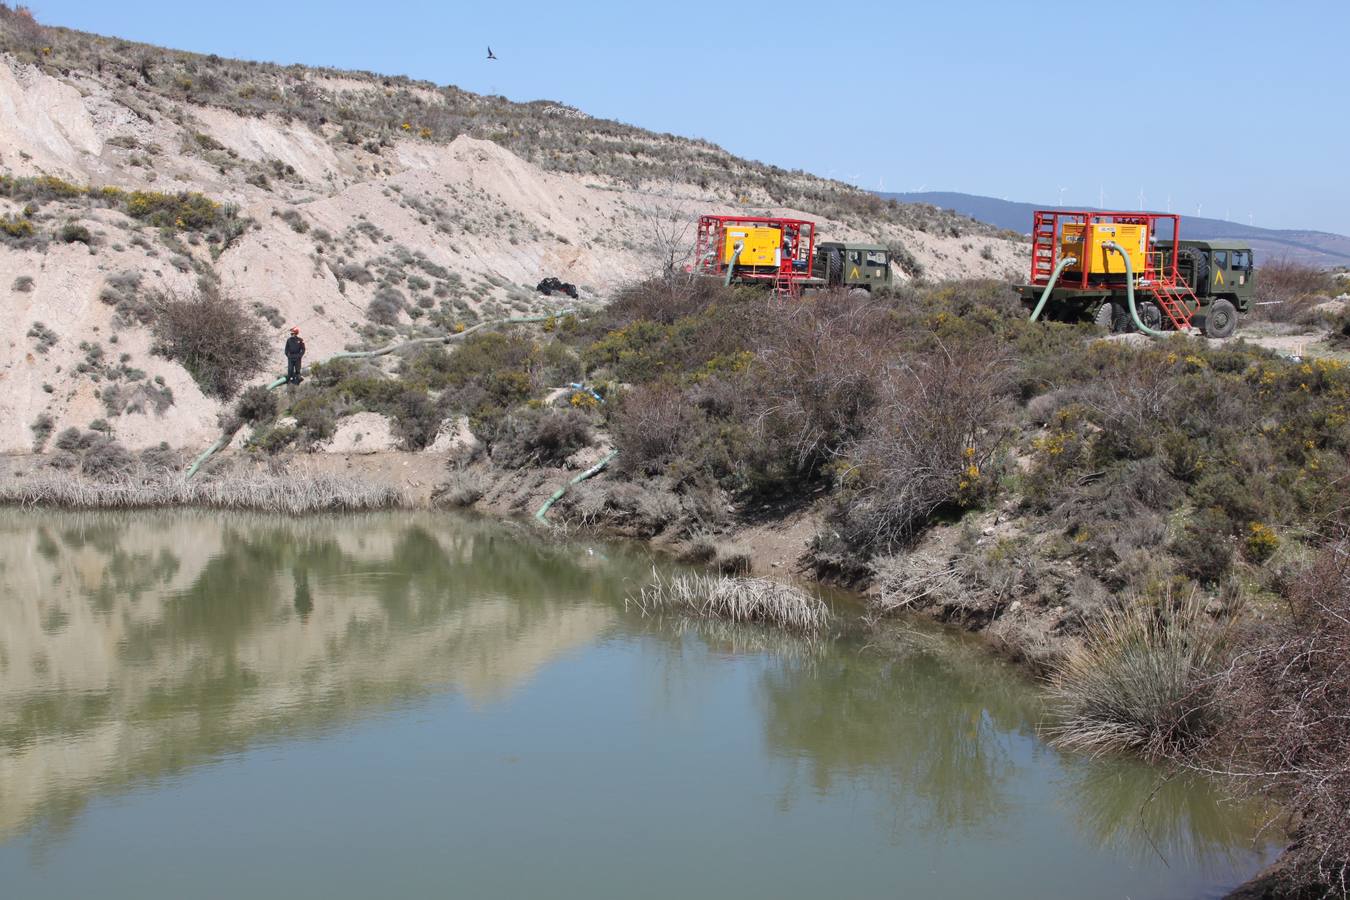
left=723, top=226, right=782, bottom=267
left=1061, top=222, right=1148, bottom=277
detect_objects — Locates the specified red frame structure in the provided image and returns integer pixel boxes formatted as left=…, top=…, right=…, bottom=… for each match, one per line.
left=1030, top=210, right=1182, bottom=289
left=694, top=214, right=817, bottom=291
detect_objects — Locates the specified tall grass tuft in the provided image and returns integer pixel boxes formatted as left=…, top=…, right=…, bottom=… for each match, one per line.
left=0, top=472, right=402, bottom=513
left=629, top=569, right=831, bottom=633
left=1047, top=590, right=1229, bottom=761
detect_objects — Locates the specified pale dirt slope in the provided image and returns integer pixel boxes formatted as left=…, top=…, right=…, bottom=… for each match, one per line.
left=0, top=51, right=1027, bottom=455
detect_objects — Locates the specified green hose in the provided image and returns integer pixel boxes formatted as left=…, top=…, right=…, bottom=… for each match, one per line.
left=723, top=242, right=743, bottom=288
left=1029, top=256, right=1078, bottom=322
left=1101, top=241, right=1167, bottom=338
left=534, top=450, right=618, bottom=524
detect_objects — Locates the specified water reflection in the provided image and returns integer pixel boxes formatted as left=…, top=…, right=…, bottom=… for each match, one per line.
left=756, top=630, right=1029, bottom=834
left=0, top=509, right=1275, bottom=893
left=1061, top=760, right=1271, bottom=869
left=0, top=511, right=643, bottom=845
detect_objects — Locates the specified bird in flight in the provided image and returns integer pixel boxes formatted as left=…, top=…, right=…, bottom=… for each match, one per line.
left=487, top=46, right=497, bottom=60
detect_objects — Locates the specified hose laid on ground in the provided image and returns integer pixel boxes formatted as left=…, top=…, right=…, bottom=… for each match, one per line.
left=1028, top=256, right=1078, bottom=322
left=184, top=311, right=575, bottom=481
left=1101, top=241, right=1168, bottom=338
left=534, top=449, right=618, bottom=524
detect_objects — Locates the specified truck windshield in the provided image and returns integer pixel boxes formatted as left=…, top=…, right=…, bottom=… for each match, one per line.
left=865, top=250, right=888, bottom=266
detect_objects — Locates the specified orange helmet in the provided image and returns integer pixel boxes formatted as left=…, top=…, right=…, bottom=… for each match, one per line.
left=290, top=327, right=300, bottom=335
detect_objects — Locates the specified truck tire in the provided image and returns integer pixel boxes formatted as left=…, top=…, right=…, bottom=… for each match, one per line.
left=1136, top=301, right=1164, bottom=332
left=828, top=249, right=843, bottom=287
left=1093, top=301, right=1116, bottom=329
left=1203, top=298, right=1238, bottom=338
left=1183, top=247, right=1209, bottom=293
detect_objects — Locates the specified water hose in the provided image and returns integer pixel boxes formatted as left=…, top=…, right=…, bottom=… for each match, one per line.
left=1028, top=256, right=1078, bottom=322
left=534, top=450, right=618, bottom=523
left=1101, top=241, right=1167, bottom=338
left=184, top=311, right=574, bottom=481
left=723, top=242, right=743, bottom=288
left=568, top=383, right=605, bottom=405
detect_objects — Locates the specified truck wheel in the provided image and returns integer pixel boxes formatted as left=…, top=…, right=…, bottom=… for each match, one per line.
left=829, top=249, right=842, bottom=287
left=1093, top=301, right=1116, bottom=329
left=1136, top=301, right=1164, bottom=332
left=1204, top=298, right=1238, bottom=338
left=1183, top=247, right=1209, bottom=291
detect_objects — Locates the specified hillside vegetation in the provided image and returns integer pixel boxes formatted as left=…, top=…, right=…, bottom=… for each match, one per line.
left=0, top=5, right=1025, bottom=456
left=407, top=276, right=1342, bottom=894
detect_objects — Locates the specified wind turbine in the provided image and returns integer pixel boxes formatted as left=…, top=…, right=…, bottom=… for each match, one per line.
left=1058, top=186, right=1067, bottom=206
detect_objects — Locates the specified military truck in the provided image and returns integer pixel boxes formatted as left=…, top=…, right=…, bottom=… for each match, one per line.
left=817, top=242, right=892, bottom=291
left=693, top=214, right=892, bottom=294
left=1016, top=210, right=1255, bottom=338
left=1168, top=240, right=1255, bottom=335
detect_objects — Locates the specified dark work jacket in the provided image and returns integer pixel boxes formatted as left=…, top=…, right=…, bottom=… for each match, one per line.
left=284, top=336, right=306, bottom=359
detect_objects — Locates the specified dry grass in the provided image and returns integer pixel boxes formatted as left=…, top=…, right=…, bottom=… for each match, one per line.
left=0, top=471, right=402, bottom=513
left=628, top=568, right=830, bottom=633
left=1047, top=590, right=1230, bottom=761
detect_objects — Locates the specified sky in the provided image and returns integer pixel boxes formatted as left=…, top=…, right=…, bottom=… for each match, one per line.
left=25, top=0, right=1350, bottom=234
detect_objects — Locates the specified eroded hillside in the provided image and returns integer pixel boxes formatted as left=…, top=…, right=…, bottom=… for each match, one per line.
left=1, top=11, right=1026, bottom=454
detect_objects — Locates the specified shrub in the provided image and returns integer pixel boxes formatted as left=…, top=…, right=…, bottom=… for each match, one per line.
left=387, top=387, right=442, bottom=449
left=610, top=382, right=706, bottom=477
left=277, top=208, right=308, bottom=233
left=1049, top=590, right=1229, bottom=760
left=235, top=384, right=278, bottom=424
left=1216, top=543, right=1350, bottom=895
left=1244, top=521, right=1279, bottom=563
left=437, top=469, right=485, bottom=508
left=831, top=338, right=1012, bottom=553
left=30, top=413, right=54, bottom=452
left=490, top=407, right=593, bottom=468
left=1, top=215, right=35, bottom=240
left=26, top=321, right=57, bottom=353
left=335, top=262, right=373, bottom=284
left=367, top=286, right=405, bottom=325
left=58, top=222, right=93, bottom=245
left=148, top=287, right=268, bottom=399
left=138, top=443, right=181, bottom=473
left=125, top=190, right=223, bottom=229
left=0, top=4, right=46, bottom=50
left=80, top=437, right=135, bottom=478
left=12, top=275, right=34, bottom=292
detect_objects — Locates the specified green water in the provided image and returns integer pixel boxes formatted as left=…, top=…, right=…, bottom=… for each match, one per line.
left=0, top=510, right=1276, bottom=899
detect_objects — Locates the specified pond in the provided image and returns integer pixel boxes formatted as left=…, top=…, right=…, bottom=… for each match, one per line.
left=0, top=510, right=1277, bottom=898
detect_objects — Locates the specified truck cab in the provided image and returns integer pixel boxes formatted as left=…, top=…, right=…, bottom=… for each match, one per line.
left=816, top=242, right=892, bottom=291
left=1171, top=239, right=1256, bottom=311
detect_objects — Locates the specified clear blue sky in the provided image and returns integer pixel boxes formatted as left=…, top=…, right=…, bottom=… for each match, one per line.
left=28, top=0, right=1350, bottom=234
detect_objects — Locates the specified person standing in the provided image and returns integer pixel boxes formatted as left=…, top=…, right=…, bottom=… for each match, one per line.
left=284, top=327, right=306, bottom=385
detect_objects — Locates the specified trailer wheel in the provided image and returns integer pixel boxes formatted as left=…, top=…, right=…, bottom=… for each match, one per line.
left=1136, top=301, right=1164, bottom=333
left=1203, top=298, right=1238, bottom=338
left=1093, top=301, right=1116, bottom=329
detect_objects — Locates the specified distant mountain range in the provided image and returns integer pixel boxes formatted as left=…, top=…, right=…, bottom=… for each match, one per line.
left=883, top=192, right=1350, bottom=269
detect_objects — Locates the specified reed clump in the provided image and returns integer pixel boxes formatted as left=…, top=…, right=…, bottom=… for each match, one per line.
left=629, top=569, right=831, bottom=633
left=1047, top=590, right=1229, bottom=761
left=0, top=471, right=402, bottom=513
